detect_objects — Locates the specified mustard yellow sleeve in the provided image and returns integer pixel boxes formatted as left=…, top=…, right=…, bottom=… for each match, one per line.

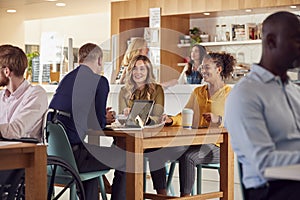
left=170, top=87, right=198, bottom=126
left=219, top=85, right=232, bottom=127
left=171, top=113, right=182, bottom=126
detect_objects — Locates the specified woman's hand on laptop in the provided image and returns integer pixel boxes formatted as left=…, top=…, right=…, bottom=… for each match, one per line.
left=123, top=107, right=131, bottom=116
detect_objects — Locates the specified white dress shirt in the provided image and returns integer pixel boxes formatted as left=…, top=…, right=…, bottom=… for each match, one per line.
left=0, top=80, right=48, bottom=141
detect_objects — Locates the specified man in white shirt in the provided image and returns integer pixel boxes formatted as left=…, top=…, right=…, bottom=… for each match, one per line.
left=0, top=44, right=48, bottom=197
left=225, top=11, right=300, bottom=200
left=0, top=44, right=47, bottom=141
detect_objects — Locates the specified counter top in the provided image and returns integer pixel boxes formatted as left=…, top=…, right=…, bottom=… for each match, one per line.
left=39, top=84, right=234, bottom=115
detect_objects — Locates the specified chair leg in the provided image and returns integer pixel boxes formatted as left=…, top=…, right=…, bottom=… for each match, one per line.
left=99, top=175, right=108, bottom=200
left=166, top=162, right=176, bottom=196
left=70, top=183, right=77, bottom=200
left=191, top=165, right=201, bottom=195
left=196, top=165, right=202, bottom=194
left=166, top=162, right=176, bottom=193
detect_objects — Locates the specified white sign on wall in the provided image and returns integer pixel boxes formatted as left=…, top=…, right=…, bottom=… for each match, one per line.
left=149, top=7, right=161, bottom=28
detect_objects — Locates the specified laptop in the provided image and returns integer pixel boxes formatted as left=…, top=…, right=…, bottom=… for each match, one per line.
left=110, top=100, right=155, bottom=130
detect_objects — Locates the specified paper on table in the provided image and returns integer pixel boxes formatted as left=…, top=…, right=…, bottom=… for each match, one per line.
left=0, top=141, right=22, bottom=146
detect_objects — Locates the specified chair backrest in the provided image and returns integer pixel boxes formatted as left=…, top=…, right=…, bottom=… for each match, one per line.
left=44, top=109, right=79, bottom=174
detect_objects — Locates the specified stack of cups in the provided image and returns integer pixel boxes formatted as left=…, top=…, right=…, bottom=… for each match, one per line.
left=182, top=108, right=194, bottom=129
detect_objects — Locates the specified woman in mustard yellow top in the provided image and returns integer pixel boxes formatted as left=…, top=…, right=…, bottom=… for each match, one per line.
left=165, top=52, right=235, bottom=196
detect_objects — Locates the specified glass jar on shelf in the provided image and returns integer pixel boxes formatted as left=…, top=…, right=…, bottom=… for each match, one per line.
left=215, top=24, right=221, bottom=42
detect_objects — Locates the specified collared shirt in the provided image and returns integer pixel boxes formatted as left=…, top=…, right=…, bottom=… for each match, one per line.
left=0, top=80, right=48, bottom=141
left=49, top=65, right=109, bottom=145
left=225, top=64, right=300, bottom=189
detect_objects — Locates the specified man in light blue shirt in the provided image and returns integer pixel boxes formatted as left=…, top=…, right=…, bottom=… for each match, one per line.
left=225, top=11, right=300, bottom=200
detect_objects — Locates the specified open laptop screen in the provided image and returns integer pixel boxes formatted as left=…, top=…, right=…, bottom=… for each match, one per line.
left=125, top=100, right=154, bottom=127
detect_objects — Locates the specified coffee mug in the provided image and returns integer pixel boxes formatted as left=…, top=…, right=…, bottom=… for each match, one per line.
left=182, top=108, right=194, bottom=129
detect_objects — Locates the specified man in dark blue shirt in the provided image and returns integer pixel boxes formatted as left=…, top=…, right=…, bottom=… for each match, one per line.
left=49, top=43, right=125, bottom=200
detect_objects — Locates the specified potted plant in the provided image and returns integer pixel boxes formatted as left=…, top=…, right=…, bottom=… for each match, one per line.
left=189, top=27, right=201, bottom=44
left=26, top=51, right=39, bottom=81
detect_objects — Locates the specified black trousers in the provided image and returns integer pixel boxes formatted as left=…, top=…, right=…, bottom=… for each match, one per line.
left=245, top=180, right=300, bottom=200
left=72, top=143, right=126, bottom=200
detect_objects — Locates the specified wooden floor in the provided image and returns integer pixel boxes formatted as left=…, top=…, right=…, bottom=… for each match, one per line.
left=57, top=167, right=244, bottom=200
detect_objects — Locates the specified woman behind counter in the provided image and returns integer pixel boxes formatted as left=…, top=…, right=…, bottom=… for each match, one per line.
left=161, top=44, right=207, bottom=88
left=115, top=37, right=149, bottom=84
left=178, top=44, right=207, bottom=84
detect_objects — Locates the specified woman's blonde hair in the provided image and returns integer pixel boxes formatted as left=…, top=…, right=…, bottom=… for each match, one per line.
left=124, top=55, right=156, bottom=100
left=121, top=37, right=147, bottom=66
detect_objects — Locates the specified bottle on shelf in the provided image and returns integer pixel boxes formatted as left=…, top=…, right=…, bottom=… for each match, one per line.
left=221, top=24, right=229, bottom=41
left=215, top=24, right=221, bottom=42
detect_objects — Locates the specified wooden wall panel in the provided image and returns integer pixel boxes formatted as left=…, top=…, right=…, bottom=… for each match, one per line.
left=190, top=0, right=206, bottom=13
left=160, top=15, right=190, bottom=82
left=221, top=0, right=240, bottom=11
left=238, top=0, right=300, bottom=9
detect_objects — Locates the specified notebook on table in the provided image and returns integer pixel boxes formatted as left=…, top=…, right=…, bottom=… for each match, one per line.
left=110, top=100, right=155, bottom=131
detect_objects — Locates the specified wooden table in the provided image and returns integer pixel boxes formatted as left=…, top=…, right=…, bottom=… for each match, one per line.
left=89, top=126, right=234, bottom=200
left=0, top=142, right=47, bottom=200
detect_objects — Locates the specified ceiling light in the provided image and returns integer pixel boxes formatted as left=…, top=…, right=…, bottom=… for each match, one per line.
left=290, top=5, right=297, bottom=9
left=56, top=3, right=66, bottom=7
left=6, top=9, right=17, bottom=13
left=245, top=9, right=252, bottom=12
left=203, top=12, right=210, bottom=16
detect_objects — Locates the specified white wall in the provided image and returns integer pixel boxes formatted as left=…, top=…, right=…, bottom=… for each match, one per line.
left=24, top=12, right=111, bottom=50
left=0, top=14, right=25, bottom=47
left=0, top=0, right=111, bottom=50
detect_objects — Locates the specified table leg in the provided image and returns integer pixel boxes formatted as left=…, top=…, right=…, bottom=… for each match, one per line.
left=220, top=133, right=234, bottom=200
left=25, top=145, right=47, bottom=200
left=126, top=133, right=144, bottom=199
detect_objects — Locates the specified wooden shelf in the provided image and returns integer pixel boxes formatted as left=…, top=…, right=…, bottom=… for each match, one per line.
left=177, top=40, right=262, bottom=48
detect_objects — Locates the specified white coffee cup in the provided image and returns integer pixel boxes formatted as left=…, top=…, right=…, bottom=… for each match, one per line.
left=182, top=108, right=194, bottom=129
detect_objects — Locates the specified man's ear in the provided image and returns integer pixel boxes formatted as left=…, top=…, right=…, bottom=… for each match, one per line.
left=98, top=56, right=102, bottom=67
left=3, top=67, right=11, bottom=77
left=266, top=33, right=276, bottom=49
